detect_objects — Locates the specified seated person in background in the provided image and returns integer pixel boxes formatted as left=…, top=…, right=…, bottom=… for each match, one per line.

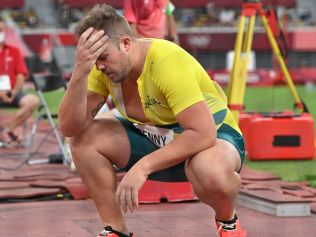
left=0, top=17, right=39, bottom=146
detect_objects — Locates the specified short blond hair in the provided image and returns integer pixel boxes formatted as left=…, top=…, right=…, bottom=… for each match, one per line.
left=75, top=4, right=135, bottom=44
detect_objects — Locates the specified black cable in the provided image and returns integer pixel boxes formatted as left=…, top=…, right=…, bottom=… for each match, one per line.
left=0, top=192, right=73, bottom=203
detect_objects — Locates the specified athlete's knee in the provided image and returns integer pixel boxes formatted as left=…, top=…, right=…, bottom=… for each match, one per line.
left=70, top=135, right=83, bottom=153
left=203, top=171, right=230, bottom=195
left=188, top=161, right=236, bottom=198
left=69, top=125, right=96, bottom=159
left=70, top=119, right=128, bottom=164
left=70, top=134, right=86, bottom=163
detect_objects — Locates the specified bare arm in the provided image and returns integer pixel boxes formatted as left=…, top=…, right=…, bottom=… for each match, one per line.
left=58, top=28, right=109, bottom=137
left=12, top=73, right=25, bottom=95
left=4, top=73, right=25, bottom=103
left=165, top=1, right=179, bottom=44
left=137, top=100, right=216, bottom=175
left=166, top=14, right=179, bottom=44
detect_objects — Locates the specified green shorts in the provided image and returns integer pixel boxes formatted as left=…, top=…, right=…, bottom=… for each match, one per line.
left=116, top=116, right=245, bottom=182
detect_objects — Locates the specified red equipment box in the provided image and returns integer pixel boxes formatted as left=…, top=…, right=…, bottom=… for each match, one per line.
left=241, top=113, right=315, bottom=160
left=239, top=112, right=261, bottom=149
left=139, top=180, right=197, bottom=203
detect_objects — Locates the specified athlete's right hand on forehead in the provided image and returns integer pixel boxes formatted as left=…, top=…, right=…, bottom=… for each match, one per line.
left=74, top=27, right=109, bottom=75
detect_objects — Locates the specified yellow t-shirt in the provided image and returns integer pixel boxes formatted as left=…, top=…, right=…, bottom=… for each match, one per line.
left=88, top=39, right=241, bottom=133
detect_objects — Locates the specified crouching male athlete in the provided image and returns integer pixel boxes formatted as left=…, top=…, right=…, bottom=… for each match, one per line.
left=58, top=4, right=247, bottom=237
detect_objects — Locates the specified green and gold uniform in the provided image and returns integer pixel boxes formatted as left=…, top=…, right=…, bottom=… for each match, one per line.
left=88, top=39, right=245, bottom=181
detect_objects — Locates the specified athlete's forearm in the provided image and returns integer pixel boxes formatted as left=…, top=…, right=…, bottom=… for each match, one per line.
left=136, top=128, right=216, bottom=176
left=136, top=101, right=216, bottom=175
left=58, top=71, right=90, bottom=137
left=58, top=28, right=109, bottom=137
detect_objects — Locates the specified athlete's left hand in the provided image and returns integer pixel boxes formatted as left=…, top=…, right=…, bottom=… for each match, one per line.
left=116, top=165, right=148, bottom=213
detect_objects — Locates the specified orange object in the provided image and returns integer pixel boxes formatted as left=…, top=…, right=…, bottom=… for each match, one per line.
left=265, top=9, right=280, bottom=37
left=138, top=180, right=197, bottom=203
left=246, top=113, right=315, bottom=160
left=239, top=112, right=261, bottom=149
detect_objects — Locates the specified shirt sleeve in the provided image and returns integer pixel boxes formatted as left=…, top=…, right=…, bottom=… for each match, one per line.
left=87, top=66, right=109, bottom=97
left=124, top=0, right=137, bottom=23
left=14, top=48, right=28, bottom=76
left=153, top=50, right=205, bottom=116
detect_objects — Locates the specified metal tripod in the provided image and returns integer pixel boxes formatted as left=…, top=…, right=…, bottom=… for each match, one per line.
left=226, top=0, right=306, bottom=121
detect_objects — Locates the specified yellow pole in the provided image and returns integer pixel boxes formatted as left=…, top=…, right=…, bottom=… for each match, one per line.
left=260, top=14, right=303, bottom=109
left=227, top=14, right=256, bottom=121
left=227, top=16, right=247, bottom=121
left=227, top=16, right=245, bottom=100
left=237, top=15, right=256, bottom=119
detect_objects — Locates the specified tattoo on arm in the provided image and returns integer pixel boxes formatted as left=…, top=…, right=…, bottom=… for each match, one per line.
left=91, top=99, right=106, bottom=117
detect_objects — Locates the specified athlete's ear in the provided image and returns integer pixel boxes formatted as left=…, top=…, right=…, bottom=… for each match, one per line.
left=120, top=37, right=132, bottom=53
